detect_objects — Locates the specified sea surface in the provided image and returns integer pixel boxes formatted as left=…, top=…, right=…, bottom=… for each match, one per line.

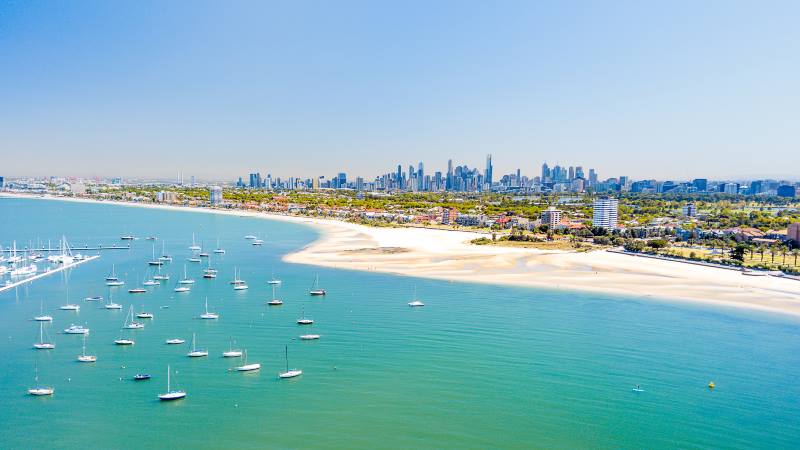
left=1, top=197, right=799, bottom=449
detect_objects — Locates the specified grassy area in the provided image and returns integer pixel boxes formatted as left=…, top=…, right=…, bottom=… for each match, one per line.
left=471, top=237, right=598, bottom=252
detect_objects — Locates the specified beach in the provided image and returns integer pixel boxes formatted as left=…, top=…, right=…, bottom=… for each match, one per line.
left=4, top=192, right=800, bottom=317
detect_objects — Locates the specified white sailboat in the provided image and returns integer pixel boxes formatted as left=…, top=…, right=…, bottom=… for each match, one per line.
left=179, top=265, right=195, bottom=284
left=77, top=333, right=97, bottom=362
left=296, top=307, right=313, bottom=325
left=158, top=365, right=186, bottom=401
left=187, top=333, right=208, bottom=357
left=278, top=345, right=302, bottom=379
left=223, top=337, right=242, bottom=358
left=309, top=274, right=326, bottom=296
left=235, top=349, right=260, bottom=372
left=166, top=338, right=185, bottom=345
left=203, top=257, right=217, bottom=278
left=33, top=322, right=56, bottom=349
left=136, top=306, right=154, bottom=319
left=230, top=267, right=247, bottom=289
left=213, top=238, right=226, bottom=254
left=189, top=233, right=201, bottom=251
left=34, top=300, right=53, bottom=322
left=123, top=305, right=145, bottom=329
left=114, top=313, right=136, bottom=345
left=267, top=272, right=281, bottom=285
left=106, top=264, right=125, bottom=286
left=153, top=264, right=170, bottom=281
left=159, top=241, right=173, bottom=262
left=148, top=242, right=163, bottom=266
left=244, top=235, right=257, bottom=240
left=408, top=285, right=425, bottom=307
left=200, top=298, right=219, bottom=320
left=104, top=293, right=122, bottom=309
left=28, top=365, right=54, bottom=396
left=267, top=284, right=283, bottom=306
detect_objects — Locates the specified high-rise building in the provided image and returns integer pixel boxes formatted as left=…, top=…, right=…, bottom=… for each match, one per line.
left=592, top=197, right=619, bottom=229
left=682, top=203, right=697, bottom=217
left=541, top=163, right=550, bottom=182
left=568, top=166, right=575, bottom=181
left=777, top=185, right=796, bottom=197
left=417, top=162, right=424, bottom=191
left=209, top=186, right=223, bottom=205
left=0, top=176, right=4, bottom=189
left=485, top=154, right=493, bottom=186
left=589, top=169, right=598, bottom=185
left=337, top=172, right=347, bottom=189
left=575, top=167, right=584, bottom=180
left=692, top=178, right=708, bottom=192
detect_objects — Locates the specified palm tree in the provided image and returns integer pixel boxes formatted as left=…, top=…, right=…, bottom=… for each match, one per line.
left=792, top=249, right=800, bottom=267
left=781, top=246, right=788, bottom=264
left=758, top=245, right=766, bottom=261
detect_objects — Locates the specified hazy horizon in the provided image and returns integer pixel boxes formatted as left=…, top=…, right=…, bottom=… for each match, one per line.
left=2, top=1, right=798, bottom=180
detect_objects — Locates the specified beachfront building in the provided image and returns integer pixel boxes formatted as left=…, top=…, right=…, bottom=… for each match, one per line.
left=210, top=186, right=223, bottom=205
left=592, top=197, right=618, bottom=230
left=441, top=208, right=458, bottom=225
left=156, top=191, right=179, bottom=203
left=540, top=206, right=562, bottom=229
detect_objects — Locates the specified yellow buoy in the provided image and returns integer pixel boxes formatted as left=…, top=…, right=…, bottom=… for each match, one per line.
left=708, top=381, right=715, bottom=389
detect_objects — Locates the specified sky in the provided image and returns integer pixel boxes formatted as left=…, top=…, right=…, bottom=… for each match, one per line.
left=1, top=0, right=798, bottom=181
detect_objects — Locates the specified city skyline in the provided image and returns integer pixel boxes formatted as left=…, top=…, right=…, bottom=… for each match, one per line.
left=2, top=1, right=799, bottom=179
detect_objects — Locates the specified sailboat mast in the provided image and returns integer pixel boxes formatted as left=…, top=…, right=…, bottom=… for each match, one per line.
left=285, top=345, right=289, bottom=372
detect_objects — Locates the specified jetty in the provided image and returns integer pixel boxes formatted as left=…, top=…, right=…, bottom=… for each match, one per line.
left=0, top=255, right=100, bottom=293
left=2, top=245, right=130, bottom=252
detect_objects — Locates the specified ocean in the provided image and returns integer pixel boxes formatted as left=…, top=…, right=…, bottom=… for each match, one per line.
left=1, top=196, right=799, bottom=449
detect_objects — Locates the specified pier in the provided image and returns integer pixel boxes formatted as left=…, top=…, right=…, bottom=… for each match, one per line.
left=0, top=255, right=101, bottom=293
left=2, top=245, right=130, bottom=252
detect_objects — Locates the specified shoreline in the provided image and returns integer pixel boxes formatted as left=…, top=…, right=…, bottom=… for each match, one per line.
left=4, top=192, right=800, bottom=318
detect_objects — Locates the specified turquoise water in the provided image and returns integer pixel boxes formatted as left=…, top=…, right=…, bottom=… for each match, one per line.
left=1, top=197, right=799, bottom=449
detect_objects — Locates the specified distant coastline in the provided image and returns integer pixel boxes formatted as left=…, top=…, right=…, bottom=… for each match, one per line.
left=4, top=192, right=800, bottom=318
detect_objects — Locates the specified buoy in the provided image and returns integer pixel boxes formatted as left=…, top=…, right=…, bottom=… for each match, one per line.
left=708, top=381, right=715, bottom=389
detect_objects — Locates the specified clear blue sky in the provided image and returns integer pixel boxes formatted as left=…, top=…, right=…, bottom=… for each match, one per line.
left=1, top=0, right=798, bottom=181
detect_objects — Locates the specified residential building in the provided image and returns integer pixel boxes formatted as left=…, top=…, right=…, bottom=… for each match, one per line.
left=441, top=208, right=457, bottom=225
left=540, top=206, right=563, bottom=229
left=682, top=203, right=697, bottom=217
left=209, top=186, right=223, bottom=205
left=592, top=197, right=618, bottom=229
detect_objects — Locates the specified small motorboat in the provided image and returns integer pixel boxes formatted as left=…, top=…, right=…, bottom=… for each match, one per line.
left=134, top=374, right=151, bottom=381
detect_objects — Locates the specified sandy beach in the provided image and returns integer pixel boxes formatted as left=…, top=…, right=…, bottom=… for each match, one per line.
left=4, top=193, right=800, bottom=317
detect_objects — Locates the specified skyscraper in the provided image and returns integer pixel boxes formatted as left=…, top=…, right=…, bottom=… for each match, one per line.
left=541, top=163, right=550, bottom=182
left=485, top=154, right=493, bottom=186
left=417, top=162, right=424, bottom=191
left=337, top=172, right=347, bottom=189
left=446, top=159, right=454, bottom=190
